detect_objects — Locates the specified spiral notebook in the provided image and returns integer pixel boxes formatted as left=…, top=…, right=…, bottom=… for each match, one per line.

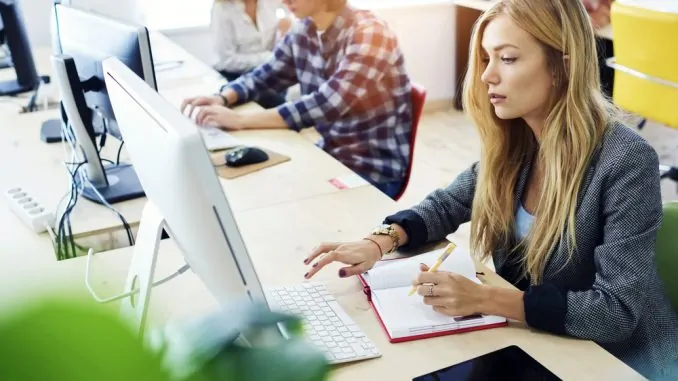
left=358, top=245, right=508, bottom=343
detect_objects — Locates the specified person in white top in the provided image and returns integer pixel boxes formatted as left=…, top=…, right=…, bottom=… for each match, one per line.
left=211, top=0, right=291, bottom=107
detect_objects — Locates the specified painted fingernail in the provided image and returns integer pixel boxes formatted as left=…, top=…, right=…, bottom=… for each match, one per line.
left=303, top=258, right=308, bottom=264
left=312, top=262, right=318, bottom=268
left=338, top=269, right=346, bottom=278
left=304, top=272, right=309, bottom=278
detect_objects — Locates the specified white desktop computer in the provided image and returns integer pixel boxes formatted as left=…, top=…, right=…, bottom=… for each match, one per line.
left=100, top=57, right=380, bottom=364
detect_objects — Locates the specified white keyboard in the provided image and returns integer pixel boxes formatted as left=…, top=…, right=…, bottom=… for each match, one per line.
left=182, top=106, right=242, bottom=152
left=266, top=283, right=381, bottom=364
left=199, top=127, right=242, bottom=152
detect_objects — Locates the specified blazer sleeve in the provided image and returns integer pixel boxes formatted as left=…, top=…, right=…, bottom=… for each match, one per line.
left=384, top=162, right=479, bottom=250
left=523, top=140, right=664, bottom=343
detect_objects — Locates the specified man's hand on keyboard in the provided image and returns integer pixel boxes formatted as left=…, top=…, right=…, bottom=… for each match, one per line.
left=303, top=241, right=382, bottom=279
left=180, top=95, right=225, bottom=115
left=194, top=106, right=245, bottom=131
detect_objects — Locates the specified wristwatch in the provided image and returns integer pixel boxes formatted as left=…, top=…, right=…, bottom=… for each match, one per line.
left=370, top=224, right=400, bottom=254
left=214, top=92, right=229, bottom=107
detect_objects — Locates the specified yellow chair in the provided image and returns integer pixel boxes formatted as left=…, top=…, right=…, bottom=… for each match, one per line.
left=608, top=1, right=678, bottom=182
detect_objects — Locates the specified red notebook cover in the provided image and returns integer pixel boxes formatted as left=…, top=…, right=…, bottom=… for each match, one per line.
left=357, top=268, right=508, bottom=344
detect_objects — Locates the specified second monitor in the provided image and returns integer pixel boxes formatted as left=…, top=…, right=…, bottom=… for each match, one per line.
left=50, top=3, right=157, bottom=204
left=0, top=0, right=40, bottom=95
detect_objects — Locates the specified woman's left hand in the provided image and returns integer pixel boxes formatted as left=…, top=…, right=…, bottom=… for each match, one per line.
left=195, top=106, right=246, bottom=130
left=413, top=264, right=488, bottom=317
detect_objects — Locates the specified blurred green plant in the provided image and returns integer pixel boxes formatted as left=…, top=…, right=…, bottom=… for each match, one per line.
left=153, top=301, right=330, bottom=381
left=0, top=296, right=329, bottom=381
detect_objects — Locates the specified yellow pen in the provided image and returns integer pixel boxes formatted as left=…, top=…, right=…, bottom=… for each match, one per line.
left=408, top=242, right=457, bottom=296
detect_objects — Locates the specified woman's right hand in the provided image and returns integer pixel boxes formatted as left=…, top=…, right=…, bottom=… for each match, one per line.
left=303, top=240, right=384, bottom=279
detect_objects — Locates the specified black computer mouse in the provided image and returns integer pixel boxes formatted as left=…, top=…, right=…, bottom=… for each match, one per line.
left=225, top=146, right=269, bottom=167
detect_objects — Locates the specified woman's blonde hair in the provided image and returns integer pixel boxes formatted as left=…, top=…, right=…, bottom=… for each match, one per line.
left=463, top=0, right=620, bottom=284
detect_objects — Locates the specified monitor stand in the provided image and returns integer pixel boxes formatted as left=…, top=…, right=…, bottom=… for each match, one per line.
left=40, top=119, right=105, bottom=143
left=0, top=56, right=11, bottom=69
left=41, top=103, right=104, bottom=143
left=119, top=201, right=166, bottom=339
left=0, top=78, right=35, bottom=96
left=117, top=202, right=283, bottom=346
left=82, top=162, right=146, bottom=205
left=40, top=118, right=65, bottom=143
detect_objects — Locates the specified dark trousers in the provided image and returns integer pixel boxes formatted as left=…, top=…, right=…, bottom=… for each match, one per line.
left=218, top=70, right=287, bottom=109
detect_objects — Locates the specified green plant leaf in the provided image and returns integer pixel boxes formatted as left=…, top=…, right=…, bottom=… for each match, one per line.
left=152, top=301, right=330, bottom=381
left=0, top=297, right=170, bottom=381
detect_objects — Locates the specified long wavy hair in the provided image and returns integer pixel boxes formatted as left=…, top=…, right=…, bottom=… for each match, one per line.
left=463, top=0, right=620, bottom=284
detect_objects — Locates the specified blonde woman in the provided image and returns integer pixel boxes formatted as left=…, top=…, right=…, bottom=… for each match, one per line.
left=303, top=0, right=678, bottom=378
left=211, top=0, right=290, bottom=107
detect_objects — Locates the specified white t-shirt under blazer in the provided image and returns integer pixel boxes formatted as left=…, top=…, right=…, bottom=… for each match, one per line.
left=210, top=0, right=286, bottom=73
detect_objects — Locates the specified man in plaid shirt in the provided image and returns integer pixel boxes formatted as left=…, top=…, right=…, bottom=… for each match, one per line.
left=182, top=0, right=413, bottom=199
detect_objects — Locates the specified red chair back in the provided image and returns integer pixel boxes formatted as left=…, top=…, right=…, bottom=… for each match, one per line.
left=394, top=82, right=426, bottom=201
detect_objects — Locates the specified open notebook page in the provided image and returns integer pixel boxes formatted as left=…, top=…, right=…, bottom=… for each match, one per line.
left=363, top=245, right=478, bottom=291
left=371, top=286, right=501, bottom=338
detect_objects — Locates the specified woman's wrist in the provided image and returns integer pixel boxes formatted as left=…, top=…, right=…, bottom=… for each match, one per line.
left=366, top=235, right=394, bottom=258
left=391, top=223, right=409, bottom=247
left=478, top=285, right=526, bottom=322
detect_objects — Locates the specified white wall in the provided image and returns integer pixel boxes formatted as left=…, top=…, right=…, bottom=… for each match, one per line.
left=22, top=0, right=458, bottom=102
left=20, top=0, right=142, bottom=48
left=165, top=2, right=458, bottom=102
left=370, top=3, right=457, bottom=102
left=18, top=0, right=53, bottom=48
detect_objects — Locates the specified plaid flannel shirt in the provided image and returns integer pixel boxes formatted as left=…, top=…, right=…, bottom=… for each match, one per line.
left=223, top=7, right=413, bottom=184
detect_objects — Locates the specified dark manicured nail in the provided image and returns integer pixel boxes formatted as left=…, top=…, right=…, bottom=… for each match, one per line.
left=339, top=269, right=346, bottom=278
left=312, top=262, right=318, bottom=268
left=304, top=272, right=309, bottom=278
left=303, top=258, right=309, bottom=264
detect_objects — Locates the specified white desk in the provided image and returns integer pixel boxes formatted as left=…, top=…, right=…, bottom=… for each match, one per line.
left=0, top=28, right=644, bottom=381
left=49, top=186, right=644, bottom=381
left=0, top=32, right=360, bottom=248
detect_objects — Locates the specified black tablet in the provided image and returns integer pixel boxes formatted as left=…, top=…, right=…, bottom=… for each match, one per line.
left=412, top=345, right=562, bottom=381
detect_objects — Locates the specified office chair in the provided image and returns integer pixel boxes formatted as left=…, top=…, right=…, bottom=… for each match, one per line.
left=607, top=2, right=678, bottom=184
left=393, top=83, right=427, bottom=201
left=656, top=202, right=678, bottom=312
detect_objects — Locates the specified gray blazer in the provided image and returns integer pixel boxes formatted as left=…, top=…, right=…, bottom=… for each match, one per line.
left=385, top=123, right=678, bottom=378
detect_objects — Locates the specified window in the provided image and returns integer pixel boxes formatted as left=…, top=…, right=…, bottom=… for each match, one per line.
left=138, top=0, right=401, bottom=32
left=139, top=0, right=213, bottom=31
